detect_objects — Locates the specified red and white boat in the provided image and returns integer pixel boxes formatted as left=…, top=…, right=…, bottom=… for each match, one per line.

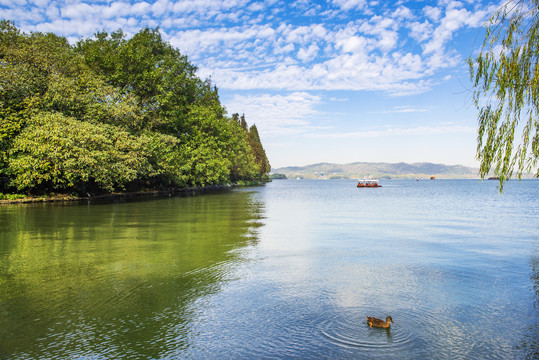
left=357, top=179, right=381, bottom=188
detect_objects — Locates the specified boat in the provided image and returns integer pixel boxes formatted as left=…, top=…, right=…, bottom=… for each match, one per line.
left=357, top=179, right=381, bottom=188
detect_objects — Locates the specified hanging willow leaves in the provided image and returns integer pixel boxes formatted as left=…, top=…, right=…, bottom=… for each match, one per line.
left=468, top=0, right=539, bottom=190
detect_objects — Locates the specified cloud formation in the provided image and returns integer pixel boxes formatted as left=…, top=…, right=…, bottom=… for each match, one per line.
left=3, top=0, right=494, bottom=95
left=226, top=92, right=323, bottom=136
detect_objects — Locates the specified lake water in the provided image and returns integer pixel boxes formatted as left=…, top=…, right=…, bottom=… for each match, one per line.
left=1, top=179, right=538, bottom=359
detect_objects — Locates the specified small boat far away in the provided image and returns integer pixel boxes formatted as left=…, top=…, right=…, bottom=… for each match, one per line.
left=357, top=179, right=381, bottom=188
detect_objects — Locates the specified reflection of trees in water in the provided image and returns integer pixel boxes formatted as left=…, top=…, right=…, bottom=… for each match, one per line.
left=0, top=191, right=264, bottom=359
left=521, top=254, right=539, bottom=359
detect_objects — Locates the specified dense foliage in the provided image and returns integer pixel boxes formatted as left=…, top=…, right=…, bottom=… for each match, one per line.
left=0, top=21, right=270, bottom=196
left=468, top=0, right=539, bottom=189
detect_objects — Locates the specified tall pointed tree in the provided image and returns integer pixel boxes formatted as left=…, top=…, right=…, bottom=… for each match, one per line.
left=248, top=124, right=270, bottom=176
left=240, top=114, right=248, bottom=132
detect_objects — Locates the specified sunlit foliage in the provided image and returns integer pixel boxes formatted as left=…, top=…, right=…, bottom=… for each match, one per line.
left=0, top=21, right=270, bottom=195
left=8, top=112, right=149, bottom=194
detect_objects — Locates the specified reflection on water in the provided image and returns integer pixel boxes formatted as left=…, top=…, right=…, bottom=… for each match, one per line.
left=522, top=253, right=539, bottom=356
left=1, top=180, right=538, bottom=359
left=0, top=191, right=263, bottom=359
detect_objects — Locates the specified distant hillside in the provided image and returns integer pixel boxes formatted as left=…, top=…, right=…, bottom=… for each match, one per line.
left=271, top=162, right=480, bottom=179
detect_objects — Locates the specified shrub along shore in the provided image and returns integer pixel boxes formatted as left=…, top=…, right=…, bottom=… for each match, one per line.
left=0, top=21, right=271, bottom=199
left=0, top=181, right=266, bottom=204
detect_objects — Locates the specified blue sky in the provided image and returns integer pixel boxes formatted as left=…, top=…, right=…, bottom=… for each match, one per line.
left=1, top=0, right=499, bottom=169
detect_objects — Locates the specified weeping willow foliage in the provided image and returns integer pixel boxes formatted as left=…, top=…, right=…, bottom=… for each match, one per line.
left=468, top=0, right=539, bottom=190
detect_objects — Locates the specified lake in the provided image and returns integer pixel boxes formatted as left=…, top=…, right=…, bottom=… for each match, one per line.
left=0, top=179, right=538, bottom=359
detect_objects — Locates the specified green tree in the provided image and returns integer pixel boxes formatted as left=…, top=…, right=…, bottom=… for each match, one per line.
left=248, top=124, right=271, bottom=177
left=138, top=130, right=186, bottom=187
left=177, top=104, right=232, bottom=186
left=0, top=21, right=75, bottom=191
left=8, top=112, right=150, bottom=195
left=468, top=0, right=539, bottom=189
left=228, top=118, right=258, bottom=181
left=231, top=112, right=240, bottom=125
left=41, top=70, right=143, bottom=131
left=77, top=28, right=201, bottom=135
left=240, top=113, right=248, bottom=131
left=1, top=22, right=271, bottom=196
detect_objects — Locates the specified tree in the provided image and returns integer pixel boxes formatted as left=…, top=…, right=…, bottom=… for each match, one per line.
left=8, top=112, right=150, bottom=194
left=228, top=117, right=258, bottom=181
left=76, top=28, right=201, bottom=136
left=177, top=104, right=232, bottom=186
left=248, top=124, right=271, bottom=177
left=0, top=21, right=75, bottom=192
left=1, top=23, right=271, bottom=196
left=240, top=113, right=248, bottom=131
left=468, top=0, right=539, bottom=189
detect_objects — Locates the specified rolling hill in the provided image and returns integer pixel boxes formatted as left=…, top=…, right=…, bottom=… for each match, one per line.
left=271, top=162, right=480, bottom=179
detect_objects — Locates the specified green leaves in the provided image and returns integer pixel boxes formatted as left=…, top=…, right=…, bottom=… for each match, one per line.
left=248, top=124, right=271, bottom=177
left=77, top=27, right=200, bottom=135
left=8, top=113, right=149, bottom=194
left=1, top=22, right=270, bottom=196
left=469, top=0, right=539, bottom=189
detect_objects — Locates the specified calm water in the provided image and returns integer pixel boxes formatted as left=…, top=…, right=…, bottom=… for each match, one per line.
left=1, top=179, right=538, bottom=359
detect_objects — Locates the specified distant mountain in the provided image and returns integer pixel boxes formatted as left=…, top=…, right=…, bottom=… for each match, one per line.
left=271, top=162, right=480, bottom=179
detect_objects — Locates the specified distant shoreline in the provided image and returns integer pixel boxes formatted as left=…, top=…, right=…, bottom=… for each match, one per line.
left=272, top=161, right=471, bottom=180
left=270, top=161, right=538, bottom=181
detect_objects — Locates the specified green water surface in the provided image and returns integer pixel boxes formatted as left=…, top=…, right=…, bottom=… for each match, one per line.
left=0, top=191, right=263, bottom=359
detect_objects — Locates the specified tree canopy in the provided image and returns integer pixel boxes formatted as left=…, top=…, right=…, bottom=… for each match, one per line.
left=0, top=21, right=270, bottom=196
left=468, top=0, right=539, bottom=189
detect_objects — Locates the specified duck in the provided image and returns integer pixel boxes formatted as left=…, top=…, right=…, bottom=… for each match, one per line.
left=366, top=315, right=393, bottom=328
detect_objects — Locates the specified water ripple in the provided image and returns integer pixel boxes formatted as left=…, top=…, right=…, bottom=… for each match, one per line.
left=318, top=314, right=413, bottom=351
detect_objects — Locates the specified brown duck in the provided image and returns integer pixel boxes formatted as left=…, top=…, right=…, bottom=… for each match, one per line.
left=366, top=315, right=393, bottom=328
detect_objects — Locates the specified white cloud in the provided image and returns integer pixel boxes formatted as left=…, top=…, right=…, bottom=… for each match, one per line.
left=166, top=0, right=251, bottom=19
left=2, top=0, right=494, bottom=96
left=424, top=5, right=442, bottom=22
left=1, top=6, right=44, bottom=23
left=129, top=1, right=152, bottom=16
left=374, top=106, right=430, bottom=113
left=307, top=124, right=476, bottom=138
left=393, top=5, right=414, bottom=20
left=45, top=4, right=60, bottom=20
left=424, top=4, right=492, bottom=55
left=0, top=0, right=26, bottom=5
left=168, top=24, right=276, bottom=57
left=248, top=2, right=265, bottom=12
left=224, top=92, right=322, bottom=135
left=337, top=34, right=368, bottom=53
left=359, top=15, right=399, bottom=52
left=332, top=0, right=368, bottom=11
left=408, top=20, right=433, bottom=43
left=29, top=19, right=99, bottom=37
left=151, top=0, right=171, bottom=16
left=30, top=0, right=49, bottom=7
left=297, top=44, right=320, bottom=62
left=61, top=3, right=97, bottom=19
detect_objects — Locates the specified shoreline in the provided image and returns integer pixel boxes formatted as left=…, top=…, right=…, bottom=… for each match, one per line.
left=0, top=184, right=258, bottom=205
